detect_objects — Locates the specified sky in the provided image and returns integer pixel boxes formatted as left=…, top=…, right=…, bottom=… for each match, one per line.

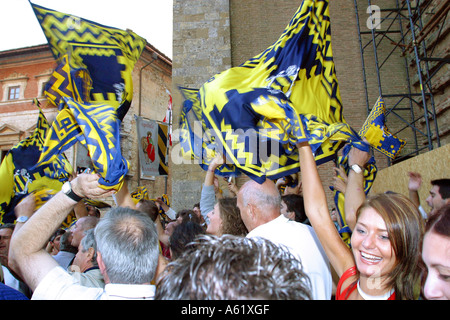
left=0, top=0, right=173, bottom=59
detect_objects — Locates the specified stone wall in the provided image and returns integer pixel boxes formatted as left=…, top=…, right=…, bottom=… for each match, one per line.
left=172, top=0, right=232, bottom=211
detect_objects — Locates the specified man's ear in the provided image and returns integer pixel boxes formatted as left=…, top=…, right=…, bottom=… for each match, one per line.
left=96, top=251, right=110, bottom=284
left=96, top=251, right=106, bottom=273
left=87, top=247, right=95, bottom=262
left=248, top=203, right=257, bottom=221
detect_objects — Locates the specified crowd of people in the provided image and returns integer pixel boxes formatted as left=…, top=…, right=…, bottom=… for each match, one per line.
left=0, top=141, right=449, bottom=300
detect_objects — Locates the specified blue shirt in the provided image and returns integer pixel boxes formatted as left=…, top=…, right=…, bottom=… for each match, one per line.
left=0, top=282, right=29, bottom=300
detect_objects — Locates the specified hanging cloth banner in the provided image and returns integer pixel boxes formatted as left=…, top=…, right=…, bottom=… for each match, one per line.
left=136, top=116, right=169, bottom=178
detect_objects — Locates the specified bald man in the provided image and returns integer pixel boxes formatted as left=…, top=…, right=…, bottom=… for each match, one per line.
left=237, top=179, right=332, bottom=300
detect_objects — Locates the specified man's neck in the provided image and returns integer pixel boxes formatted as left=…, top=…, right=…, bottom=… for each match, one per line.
left=251, top=211, right=281, bottom=231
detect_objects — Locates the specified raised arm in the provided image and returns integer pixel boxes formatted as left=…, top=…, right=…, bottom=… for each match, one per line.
left=9, top=173, right=115, bottom=291
left=204, top=153, right=224, bottom=187
left=113, top=179, right=136, bottom=209
left=407, top=172, right=422, bottom=208
left=344, top=146, right=371, bottom=231
left=200, top=153, right=225, bottom=220
left=297, top=142, right=354, bottom=277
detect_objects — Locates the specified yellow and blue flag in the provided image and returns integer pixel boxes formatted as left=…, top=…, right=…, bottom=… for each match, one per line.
left=44, top=54, right=92, bottom=107
left=30, top=1, right=147, bottom=190
left=179, top=0, right=361, bottom=183
left=151, top=194, right=173, bottom=223
left=36, top=98, right=128, bottom=190
left=359, top=96, right=406, bottom=159
left=131, top=186, right=149, bottom=204
left=30, top=1, right=146, bottom=120
left=0, top=108, right=72, bottom=224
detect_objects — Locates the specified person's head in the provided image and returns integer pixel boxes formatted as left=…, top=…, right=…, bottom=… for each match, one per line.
left=71, top=216, right=99, bottom=248
left=281, top=194, right=306, bottom=223
left=0, top=224, right=15, bottom=266
left=421, top=204, right=450, bottom=300
left=192, top=203, right=201, bottom=219
left=85, top=204, right=101, bottom=218
left=94, top=206, right=159, bottom=284
left=206, top=197, right=247, bottom=236
left=169, top=221, right=205, bottom=260
left=164, top=220, right=179, bottom=237
left=136, top=199, right=159, bottom=221
left=283, top=174, right=301, bottom=195
left=176, top=209, right=201, bottom=225
left=155, top=235, right=312, bottom=300
left=72, top=229, right=98, bottom=273
left=426, top=179, right=450, bottom=213
left=351, top=193, right=424, bottom=299
left=49, top=229, right=66, bottom=254
left=58, top=231, right=78, bottom=254
left=237, top=179, right=281, bottom=232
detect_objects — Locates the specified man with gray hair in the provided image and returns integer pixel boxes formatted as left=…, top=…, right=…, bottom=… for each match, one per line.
left=237, top=178, right=332, bottom=300
left=9, top=173, right=159, bottom=300
left=156, top=235, right=312, bottom=300
left=68, top=229, right=104, bottom=288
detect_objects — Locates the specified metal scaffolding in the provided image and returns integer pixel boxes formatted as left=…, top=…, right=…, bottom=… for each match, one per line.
left=354, top=0, right=449, bottom=164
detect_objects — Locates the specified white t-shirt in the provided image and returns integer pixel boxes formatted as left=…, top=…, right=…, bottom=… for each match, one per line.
left=32, top=266, right=155, bottom=300
left=246, top=215, right=332, bottom=300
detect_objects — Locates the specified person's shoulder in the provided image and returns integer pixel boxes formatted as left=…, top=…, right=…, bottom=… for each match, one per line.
left=285, top=217, right=315, bottom=233
left=0, top=282, right=29, bottom=300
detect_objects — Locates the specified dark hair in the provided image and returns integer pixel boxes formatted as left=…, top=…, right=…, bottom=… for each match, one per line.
left=176, top=209, right=201, bottom=224
left=281, top=194, right=307, bottom=223
left=50, top=229, right=66, bottom=242
left=59, top=232, right=78, bottom=254
left=169, top=221, right=205, bottom=260
left=425, top=203, right=450, bottom=237
left=137, top=199, right=159, bottom=221
left=431, top=179, right=450, bottom=199
left=0, top=223, right=15, bottom=232
left=156, top=235, right=312, bottom=300
left=218, top=197, right=247, bottom=236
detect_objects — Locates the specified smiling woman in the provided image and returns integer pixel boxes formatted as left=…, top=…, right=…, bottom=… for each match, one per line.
left=349, top=193, right=425, bottom=300
left=298, top=142, right=425, bottom=300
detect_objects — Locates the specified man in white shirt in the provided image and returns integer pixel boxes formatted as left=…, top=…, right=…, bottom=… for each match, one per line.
left=9, top=173, right=159, bottom=300
left=237, top=178, right=332, bottom=300
left=68, top=229, right=104, bottom=288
